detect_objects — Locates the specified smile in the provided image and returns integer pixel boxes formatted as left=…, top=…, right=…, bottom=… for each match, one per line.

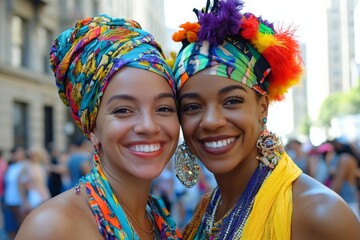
left=129, top=144, right=161, bottom=153
left=204, top=138, right=236, bottom=148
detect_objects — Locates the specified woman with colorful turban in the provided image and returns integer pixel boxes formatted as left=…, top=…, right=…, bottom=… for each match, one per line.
left=172, top=0, right=360, bottom=239
left=15, top=14, right=182, bottom=240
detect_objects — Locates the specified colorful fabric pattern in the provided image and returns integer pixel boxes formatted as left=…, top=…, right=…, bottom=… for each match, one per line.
left=79, top=165, right=182, bottom=240
left=183, top=152, right=302, bottom=240
left=173, top=39, right=270, bottom=95
left=50, top=14, right=175, bottom=138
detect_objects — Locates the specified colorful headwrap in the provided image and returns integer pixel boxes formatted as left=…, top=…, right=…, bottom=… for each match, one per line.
left=172, top=0, right=303, bottom=102
left=50, top=14, right=175, bottom=138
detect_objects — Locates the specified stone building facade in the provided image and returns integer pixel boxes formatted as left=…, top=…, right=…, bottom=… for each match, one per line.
left=0, top=0, right=167, bottom=154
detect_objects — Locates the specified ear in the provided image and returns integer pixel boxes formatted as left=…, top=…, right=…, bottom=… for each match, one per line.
left=259, top=95, right=269, bottom=118
left=89, top=131, right=100, bottom=147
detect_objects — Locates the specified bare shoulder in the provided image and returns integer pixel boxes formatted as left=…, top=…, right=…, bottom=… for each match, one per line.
left=291, top=173, right=360, bottom=240
left=15, top=189, right=102, bottom=240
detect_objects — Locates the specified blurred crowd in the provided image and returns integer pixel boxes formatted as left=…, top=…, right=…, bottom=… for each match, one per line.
left=286, top=137, right=360, bottom=220
left=1, top=136, right=359, bottom=239
left=0, top=139, right=93, bottom=240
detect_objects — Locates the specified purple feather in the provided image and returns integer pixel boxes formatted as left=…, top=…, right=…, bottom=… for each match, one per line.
left=198, top=0, right=244, bottom=45
left=258, top=16, right=275, bottom=31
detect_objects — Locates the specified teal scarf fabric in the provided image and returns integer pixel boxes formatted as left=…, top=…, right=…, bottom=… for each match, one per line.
left=79, top=165, right=183, bottom=239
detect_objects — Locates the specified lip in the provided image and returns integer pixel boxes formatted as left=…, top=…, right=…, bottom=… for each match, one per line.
left=127, top=141, right=165, bottom=158
left=199, top=136, right=237, bottom=155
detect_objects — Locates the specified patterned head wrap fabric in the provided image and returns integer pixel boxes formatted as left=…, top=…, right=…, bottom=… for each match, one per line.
left=174, top=38, right=271, bottom=96
left=50, top=14, right=175, bottom=138
left=172, top=0, right=303, bottom=102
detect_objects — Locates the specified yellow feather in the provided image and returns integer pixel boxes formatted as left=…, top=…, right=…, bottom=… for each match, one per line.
left=252, top=33, right=281, bottom=53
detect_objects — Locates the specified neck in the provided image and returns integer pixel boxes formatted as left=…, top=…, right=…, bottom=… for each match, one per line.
left=103, top=165, right=151, bottom=215
left=116, top=191, right=155, bottom=240
left=102, top=165, right=155, bottom=239
left=214, top=157, right=259, bottom=217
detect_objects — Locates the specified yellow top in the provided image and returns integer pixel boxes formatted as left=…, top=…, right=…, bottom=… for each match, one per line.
left=241, top=152, right=302, bottom=239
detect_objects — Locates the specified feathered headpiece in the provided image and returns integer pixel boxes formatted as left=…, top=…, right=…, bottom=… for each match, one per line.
left=172, top=0, right=303, bottom=102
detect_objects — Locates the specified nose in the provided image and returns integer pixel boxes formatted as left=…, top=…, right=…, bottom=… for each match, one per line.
left=199, top=106, right=226, bottom=131
left=134, top=112, right=161, bottom=135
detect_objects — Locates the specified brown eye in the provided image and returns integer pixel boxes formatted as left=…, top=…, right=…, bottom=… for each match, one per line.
left=157, top=106, right=175, bottom=113
left=224, top=96, right=244, bottom=105
left=182, top=103, right=201, bottom=112
left=112, top=107, right=132, bottom=114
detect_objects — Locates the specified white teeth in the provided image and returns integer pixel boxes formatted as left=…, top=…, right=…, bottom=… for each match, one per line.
left=204, top=138, right=235, bottom=148
left=130, top=144, right=161, bottom=152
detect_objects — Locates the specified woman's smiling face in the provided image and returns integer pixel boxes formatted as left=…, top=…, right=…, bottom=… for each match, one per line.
left=91, top=67, right=180, bottom=181
left=178, top=72, right=269, bottom=175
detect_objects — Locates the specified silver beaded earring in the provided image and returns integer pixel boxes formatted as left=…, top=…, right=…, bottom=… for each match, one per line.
left=174, top=142, right=199, bottom=188
left=256, top=117, right=284, bottom=169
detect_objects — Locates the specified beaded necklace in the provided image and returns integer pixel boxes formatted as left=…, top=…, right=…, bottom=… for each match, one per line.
left=196, top=163, right=272, bottom=240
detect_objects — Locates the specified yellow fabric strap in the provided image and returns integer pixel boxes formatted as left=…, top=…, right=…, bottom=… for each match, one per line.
left=241, top=152, right=302, bottom=240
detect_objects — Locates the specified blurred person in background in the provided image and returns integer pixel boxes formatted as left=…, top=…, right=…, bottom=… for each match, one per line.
left=18, top=146, right=51, bottom=216
left=59, top=150, right=72, bottom=192
left=307, top=143, right=332, bottom=186
left=0, top=149, right=8, bottom=238
left=47, top=142, right=66, bottom=197
left=327, top=139, right=360, bottom=220
left=285, top=138, right=310, bottom=174
left=3, top=147, right=27, bottom=240
left=67, top=138, right=92, bottom=188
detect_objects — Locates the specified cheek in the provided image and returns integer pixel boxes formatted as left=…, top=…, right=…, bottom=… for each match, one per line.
left=100, top=119, right=128, bottom=143
left=244, top=119, right=262, bottom=145
left=236, top=115, right=255, bottom=129
left=160, top=116, right=180, bottom=138
left=230, top=107, right=259, bottom=124
left=180, top=115, right=198, bottom=137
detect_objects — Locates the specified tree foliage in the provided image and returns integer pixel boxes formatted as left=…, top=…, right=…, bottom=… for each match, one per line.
left=319, top=83, right=360, bottom=127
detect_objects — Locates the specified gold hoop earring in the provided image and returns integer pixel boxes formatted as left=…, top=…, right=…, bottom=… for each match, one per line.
left=256, top=117, right=284, bottom=169
left=174, top=142, right=199, bottom=188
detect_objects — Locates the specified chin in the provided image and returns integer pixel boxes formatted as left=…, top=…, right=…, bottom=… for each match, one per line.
left=202, top=160, right=236, bottom=175
left=135, top=165, right=166, bottom=180
left=206, top=167, right=229, bottom=176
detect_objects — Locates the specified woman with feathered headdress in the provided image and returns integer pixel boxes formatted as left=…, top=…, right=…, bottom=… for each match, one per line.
left=171, top=0, right=360, bottom=239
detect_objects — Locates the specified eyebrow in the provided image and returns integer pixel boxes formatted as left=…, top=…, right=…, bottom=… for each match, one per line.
left=156, top=93, right=176, bottom=101
left=179, top=84, right=248, bottom=103
left=178, top=92, right=199, bottom=103
left=107, top=94, right=134, bottom=105
left=107, top=93, right=175, bottom=105
left=219, top=85, right=248, bottom=94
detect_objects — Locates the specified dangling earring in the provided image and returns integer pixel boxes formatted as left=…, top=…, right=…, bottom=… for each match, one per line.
left=174, top=142, right=200, bottom=188
left=256, top=117, right=284, bottom=169
left=93, top=145, right=101, bottom=165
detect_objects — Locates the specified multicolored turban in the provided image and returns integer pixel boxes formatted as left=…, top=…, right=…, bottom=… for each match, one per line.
left=50, top=14, right=175, bottom=138
left=172, top=0, right=303, bottom=102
